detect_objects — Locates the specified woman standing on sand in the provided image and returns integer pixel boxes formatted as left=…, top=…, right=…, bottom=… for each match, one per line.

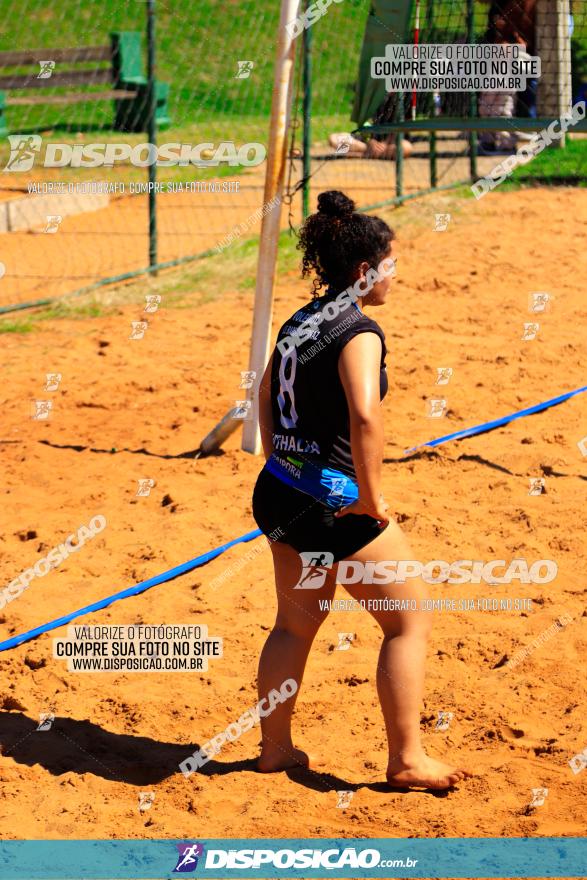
left=252, top=190, right=472, bottom=789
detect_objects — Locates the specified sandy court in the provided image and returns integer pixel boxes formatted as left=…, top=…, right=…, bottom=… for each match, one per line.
left=0, top=186, right=586, bottom=844
left=0, top=139, right=501, bottom=308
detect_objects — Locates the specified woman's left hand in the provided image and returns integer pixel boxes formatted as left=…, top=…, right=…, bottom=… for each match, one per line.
left=335, top=494, right=389, bottom=525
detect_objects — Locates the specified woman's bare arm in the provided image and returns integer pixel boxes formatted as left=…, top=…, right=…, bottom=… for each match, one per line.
left=336, top=333, right=389, bottom=523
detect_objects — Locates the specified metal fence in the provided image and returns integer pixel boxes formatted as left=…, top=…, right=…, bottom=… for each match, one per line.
left=0, top=0, right=585, bottom=312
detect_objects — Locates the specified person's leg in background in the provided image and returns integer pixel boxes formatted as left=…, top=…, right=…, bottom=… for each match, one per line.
left=517, top=77, right=538, bottom=119
left=479, top=90, right=500, bottom=151
left=495, top=92, right=518, bottom=151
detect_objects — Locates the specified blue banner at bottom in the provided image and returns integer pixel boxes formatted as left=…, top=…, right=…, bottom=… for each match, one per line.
left=0, top=838, right=585, bottom=879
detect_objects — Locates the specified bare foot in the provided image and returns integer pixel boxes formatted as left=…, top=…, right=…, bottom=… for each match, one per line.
left=387, top=755, right=474, bottom=790
left=257, top=746, right=310, bottom=773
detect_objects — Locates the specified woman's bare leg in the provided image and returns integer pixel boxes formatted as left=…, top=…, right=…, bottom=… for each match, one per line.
left=344, top=520, right=473, bottom=789
left=257, top=542, right=335, bottom=772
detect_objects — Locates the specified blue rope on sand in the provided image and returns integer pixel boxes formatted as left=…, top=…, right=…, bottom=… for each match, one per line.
left=0, top=529, right=262, bottom=652
left=404, top=385, right=587, bottom=454
left=2, top=385, right=586, bottom=653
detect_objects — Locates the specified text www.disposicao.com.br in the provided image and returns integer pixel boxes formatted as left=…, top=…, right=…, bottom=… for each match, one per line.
left=69, top=657, right=201, bottom=671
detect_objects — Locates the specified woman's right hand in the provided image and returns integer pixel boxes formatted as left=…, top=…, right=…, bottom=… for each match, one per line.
left=334, top=495, right=390, bottom=526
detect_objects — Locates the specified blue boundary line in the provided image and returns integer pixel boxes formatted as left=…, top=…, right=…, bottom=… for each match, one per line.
left=2, top=385, right=586, bottom=653
left=405, top=385, right=587, bottom=454
left=0, top=529, right=262, bottom=652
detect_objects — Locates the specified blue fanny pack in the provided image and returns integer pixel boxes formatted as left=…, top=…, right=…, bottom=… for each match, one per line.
left=265, top=452, right=359, bottom=510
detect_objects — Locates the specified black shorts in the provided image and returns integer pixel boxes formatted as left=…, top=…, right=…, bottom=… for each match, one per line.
left=252, top=466, right=387, bottom=563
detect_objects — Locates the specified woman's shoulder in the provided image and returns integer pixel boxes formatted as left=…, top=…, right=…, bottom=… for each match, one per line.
left=353, top=310, right=386, bottom=341
left=332, top=309, right=387, bottom=360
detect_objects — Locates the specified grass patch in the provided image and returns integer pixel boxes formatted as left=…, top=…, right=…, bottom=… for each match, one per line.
left=36, top=301, right=110, bottom=320
left=1, top=0, right=366, bottom=136
left=0, top=299, right=111, bottom=331
left=0, top=317, right=37, bottom=333
left=0, top=224, right=304, bottom=327
left=112, top=227, right=302, bottom=308
left=506, top=137, right=587, bottom=188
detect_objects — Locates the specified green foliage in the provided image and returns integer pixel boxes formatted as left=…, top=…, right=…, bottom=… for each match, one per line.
left=0, top=318, right=36, bottom=333
left=507, top=137, right=587, bottom=186
left=2, top=0, right=365, bottom=133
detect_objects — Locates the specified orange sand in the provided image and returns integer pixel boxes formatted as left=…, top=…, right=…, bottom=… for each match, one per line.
left=0, top=187, right=586, bottom=844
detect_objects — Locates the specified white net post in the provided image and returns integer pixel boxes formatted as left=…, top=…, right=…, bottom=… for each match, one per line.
left=241, top=0, right=301, bottom=454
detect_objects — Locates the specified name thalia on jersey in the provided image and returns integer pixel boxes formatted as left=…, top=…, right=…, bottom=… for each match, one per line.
left=272, top=433, right=321, bottom=454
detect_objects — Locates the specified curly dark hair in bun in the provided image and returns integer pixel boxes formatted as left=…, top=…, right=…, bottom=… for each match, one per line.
left=297, top=190, right=394, bottom=297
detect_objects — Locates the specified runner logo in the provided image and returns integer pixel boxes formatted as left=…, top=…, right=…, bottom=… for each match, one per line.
left=336, top=632, right=355, bottom=651
left=136, top=478, right=156, bottom=497
left=427, top=397, right=447, bottom=418
left=36, top=712, right=55, bottom=731
left=236, top=60, right=254, bottom=79
left=44, top=372, right=62, bottom=391
left=233, top=400, right=252, bottom=420
left=568, top=748, right=587, bottom=774
left=435, top=710, right=453, bottom=731
left=144, top=294, right=161, bottom=313
left=329, top=478, right=346, bottom=499
left=522, top=322, right=539, bottom=341
left=295, top=552, right=334, bottom=589
left=173, top=843, right=204, bottom=873
left=4, top=134, right=42, bottom=172
left=434, top=213, right=451, bottom=232
left=37, top=60, right=55, bottom=79
left=138, top=791, right=155, bottom=812
left=436, top=367, right=453, bottom=385
left=32, top=400, right=53, bottom=420
left=130, top=320, right=149, bottom=340
left=529, top=292, right=551, bottom=313
left=529, top=787, right=548, bottom=807
left=44, top=215, right=63, bottom=233
left=335, top=135, right=352, bottom=155
left=336, top=790, right=354, bottom=808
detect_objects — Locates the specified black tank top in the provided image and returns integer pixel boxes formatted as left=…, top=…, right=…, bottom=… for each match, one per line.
left=269, top=291, right=388, bottom=479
